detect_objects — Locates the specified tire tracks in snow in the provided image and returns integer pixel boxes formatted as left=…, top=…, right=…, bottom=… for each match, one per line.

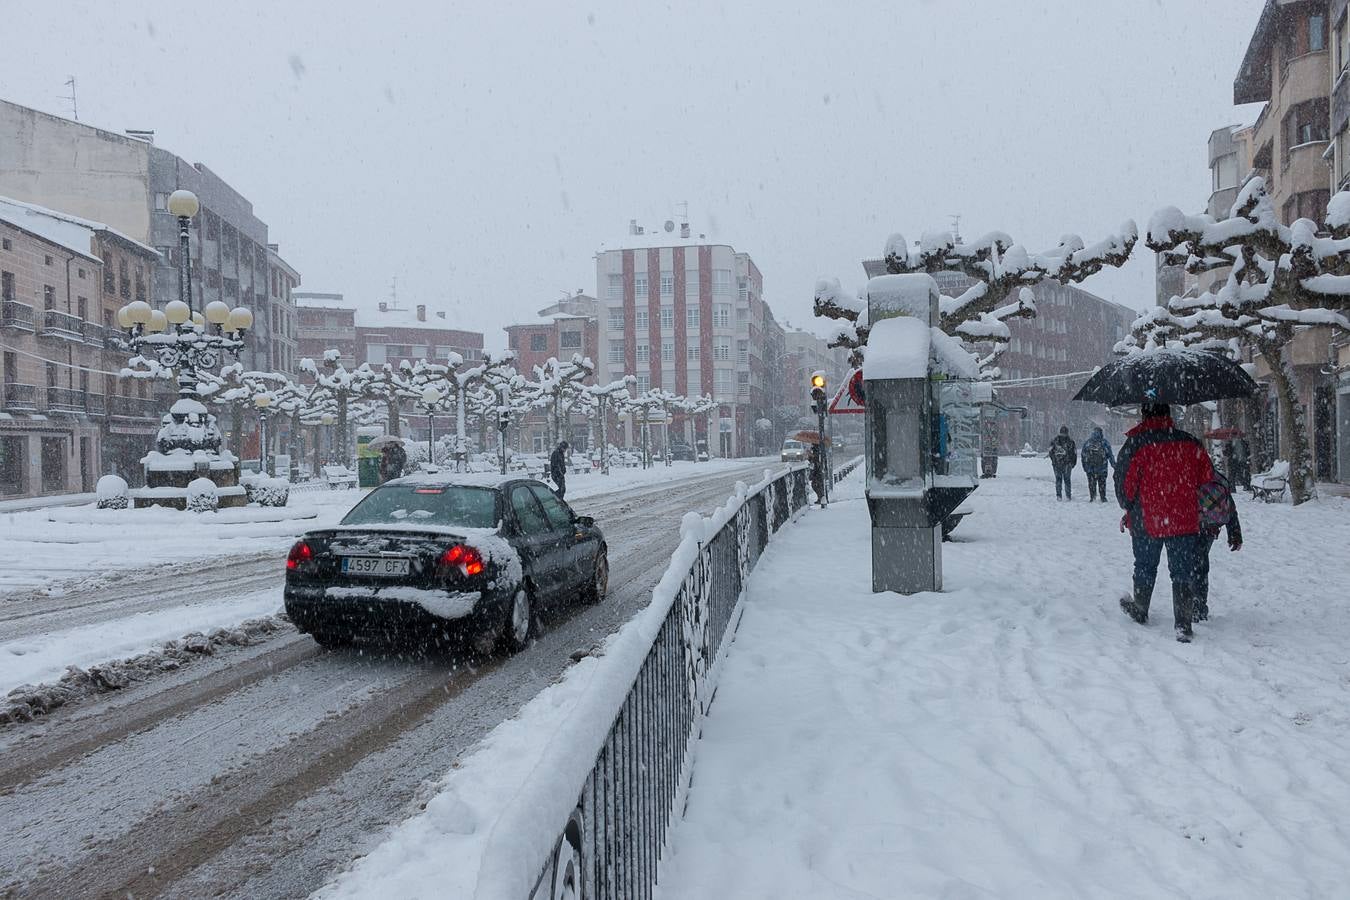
left=0, top=462, right=777, bottom=899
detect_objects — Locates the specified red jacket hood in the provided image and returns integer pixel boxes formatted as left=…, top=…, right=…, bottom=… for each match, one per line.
left=1126, top=416, right=1173, bottom=437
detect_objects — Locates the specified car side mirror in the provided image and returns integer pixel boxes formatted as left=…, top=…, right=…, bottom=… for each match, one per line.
left=574, top=515, right=595, bottom=527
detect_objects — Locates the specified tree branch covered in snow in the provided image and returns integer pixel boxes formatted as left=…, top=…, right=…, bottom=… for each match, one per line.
left=815, top=219, right=1136, bottom=375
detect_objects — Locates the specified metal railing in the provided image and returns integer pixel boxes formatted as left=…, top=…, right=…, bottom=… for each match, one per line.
left=46, top=386, right=85, bottom=413
left=41, top=309, right=83, bottom=341
left=82, top=321, right=105, bottom=346
left=2, top=382, right=38, bottom=410
left=108, top=394, right=161, bottom=419
left=1, top=300, right=35, bottom=332
left=525, top=466, right=810, bottom=900
left=84, top=393, right=107, bottom=416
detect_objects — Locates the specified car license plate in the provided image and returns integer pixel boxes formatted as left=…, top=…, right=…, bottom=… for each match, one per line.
left=341, top=556, right=410, bottom=577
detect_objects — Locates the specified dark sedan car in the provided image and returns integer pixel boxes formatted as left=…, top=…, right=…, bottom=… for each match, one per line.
left=284, top=474, right=607, bottom=653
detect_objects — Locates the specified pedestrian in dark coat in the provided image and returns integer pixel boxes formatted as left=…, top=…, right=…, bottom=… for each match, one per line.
left=1048, top=426, right=1077, bottom=501
left=1115, top=403, right=1214, bottom=642
left=379, top=441, right=406, bottom=483
left=549, top=440, right=570, bottom=499
left=808, top=442, right=826, bottom=506
left=1080, top=426, right=1114, bottom=502
left=1194, top=471, right=1243, bottom=622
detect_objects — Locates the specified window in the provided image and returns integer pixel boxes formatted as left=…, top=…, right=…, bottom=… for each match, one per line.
left=530, top=484, right=574, bottom=530
left=737, top=306, right=747, bottom=322
left=1, top=238, right=10, bottom=251
left=1, top=271, right=13, bottom=302
left=44, top=255, right=54, bottom=266
left=660, top=272, right=674, bottom=295
left=738, top=277, right=748, bottom=301
left=712, top=269, right=733, bottom=295
left=1310, top=13, right=1326, bottom=52
left=1339, top=17, right=1350, bottom=72
left=1212, top=152, right=1238, bottom=192
left=714, top=369, right=732, bottom=396
left=154, top=192, right=169, bottom=211
left=1286, top=189, right=1331, bottom=223
left=636, top=342, right=650, bottom=363
left=662, top=340, right=674, bottom=362
left=608, top=341, right=625, bottom=364
left=509, top=486, right=550, bottom=535
left=77, top=267, right=86, bottom=280
left=737, top=339, right=749, bottom=364
left=607, top=273, right=622, bottom=299
left=0, top=435, right=24, bottom=496
left=77, top=296, right=87, bottom=320
left=46, top=363, right=58, bottom=387
left=714, top=337, right=730, bottom=361
left=435, top=345, right=454, bottom=358
left=43, top=285, right=55, bottom=310
left=607, top=309, right=624, bottom=331
left=530, top=333, right=549, bottom=352
left=686, top=273, right=699, bottom=298
left=635, top=273, right=648, bottom=295
left=1284, top=99, right=1329, bottom=157
left=367, top=343, right=387, bottom=364
left=636, top=308, right=649, bottom=330
left=686, top=306, right=700, bottom=329
left=636, top=373, right=650, bottom=393
left=713, top=304, right=731, bottom=328
left=688, top=344, right=701, bottom=361
left=660, top=306, right=674, bottom=328
left=41, top=437, right=65, bottom=492
left=1011, top=336, right=1021, bottom=352
left=560, top=330, right=582, bottom=349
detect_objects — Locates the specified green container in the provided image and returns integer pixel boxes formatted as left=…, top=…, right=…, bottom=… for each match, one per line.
left=358, top=456, right=380, bottom=488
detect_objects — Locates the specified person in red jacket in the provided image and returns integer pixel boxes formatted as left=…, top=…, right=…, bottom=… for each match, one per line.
left=1113, top=403, right=1214, bottom=642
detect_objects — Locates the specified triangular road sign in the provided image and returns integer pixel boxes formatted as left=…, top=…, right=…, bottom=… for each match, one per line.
left=829, top=368, right=865, bottom=414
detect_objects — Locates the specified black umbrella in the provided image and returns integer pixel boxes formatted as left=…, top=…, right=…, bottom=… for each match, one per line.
left=1072, top=349, right=1257, bottom=406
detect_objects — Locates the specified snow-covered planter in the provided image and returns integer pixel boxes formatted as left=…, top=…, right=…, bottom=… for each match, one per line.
left=95, top=474, right=129, bottom=510
left=185, top=477, right=220, bottom=513
left=241, top=473, right=290, bottom=507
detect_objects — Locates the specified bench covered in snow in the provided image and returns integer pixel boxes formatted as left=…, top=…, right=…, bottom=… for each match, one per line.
left=323, top=465, right=358, bottom=490
left=1249, top=461, right=1289, bottom=503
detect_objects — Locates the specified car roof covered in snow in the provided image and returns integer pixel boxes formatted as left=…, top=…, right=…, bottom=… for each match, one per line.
left=382, top=472, right=539, bottom=490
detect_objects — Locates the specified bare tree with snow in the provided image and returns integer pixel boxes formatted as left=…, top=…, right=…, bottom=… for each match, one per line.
left=1138, top=177, right=1350, bottom=504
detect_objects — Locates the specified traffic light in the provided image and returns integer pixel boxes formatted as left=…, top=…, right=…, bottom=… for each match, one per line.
left=810, top=373, right=827, bottom=415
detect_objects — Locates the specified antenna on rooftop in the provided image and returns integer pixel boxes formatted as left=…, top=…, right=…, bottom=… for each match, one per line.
left=390, top=276, right=398, bottom=309
left=63, top=76, right=78, bottom=121
left=949, top=214, right=962, bottom=243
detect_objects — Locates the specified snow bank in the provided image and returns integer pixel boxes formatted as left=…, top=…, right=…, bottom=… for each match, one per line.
left=318, top=467, right=805, bottom=900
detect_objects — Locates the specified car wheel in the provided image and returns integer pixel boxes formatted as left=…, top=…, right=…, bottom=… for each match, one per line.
left=311, top=630, right=352, bottom=649
left=501, top=587, right=533, bottom=653
left=582, top=549, right=609, bottom=605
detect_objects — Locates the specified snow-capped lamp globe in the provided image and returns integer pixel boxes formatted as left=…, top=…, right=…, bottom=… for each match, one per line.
left=167, top=189, right=200, bottom=219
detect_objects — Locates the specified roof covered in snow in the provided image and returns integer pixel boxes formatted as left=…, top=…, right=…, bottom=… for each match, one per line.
left=0, top=195, right=159, bottom=261
left=865, top=316, right=932, bottom=380
left=353, top=304, right=483, bottom=339
left=384, top=472, right=540, bottom=490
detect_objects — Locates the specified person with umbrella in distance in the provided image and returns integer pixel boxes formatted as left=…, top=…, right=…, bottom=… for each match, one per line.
left=549, top=440, right=570, bottom=499
left=1073, top=347, right=1257, bottom=643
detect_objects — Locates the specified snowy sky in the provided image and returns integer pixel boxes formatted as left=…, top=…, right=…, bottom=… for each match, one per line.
left=2, top=0, right=1264, bottom=349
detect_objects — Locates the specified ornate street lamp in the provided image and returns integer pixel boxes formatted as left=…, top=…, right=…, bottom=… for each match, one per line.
left=421, top=386, right=444, bottom=466
left=255, top=393, right=273, bottom=476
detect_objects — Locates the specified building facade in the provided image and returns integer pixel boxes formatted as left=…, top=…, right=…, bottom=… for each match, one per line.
left=1, top=197, right=161, bottom=499
left=595, top=226, right=778, bottom=456
left=504, top=293, right=599, bottom=452
left=0, top=99, right=294, bottom=380
left=266, top=246, right=300, bottom=376
left=294, top=292, right=357, bottom=370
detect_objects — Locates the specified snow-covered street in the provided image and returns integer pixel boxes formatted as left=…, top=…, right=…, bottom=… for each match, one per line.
left=0, top=460, right=782, bottom=899
left=656, top=457, right=1350, bottom=899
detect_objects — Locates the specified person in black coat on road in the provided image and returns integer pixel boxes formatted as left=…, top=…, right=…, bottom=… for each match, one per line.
left=1048, top=425, right=1077, bottom=501
left=549, top=440, right=570, bottom=499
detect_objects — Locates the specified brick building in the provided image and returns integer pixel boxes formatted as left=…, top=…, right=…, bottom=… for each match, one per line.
left=1, top=197, right=161, bottom=498
left=595, top=223, right=781, bottom=456
left=504, top=292, right=599, bottom=452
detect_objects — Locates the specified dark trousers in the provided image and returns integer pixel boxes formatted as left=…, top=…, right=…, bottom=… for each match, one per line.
left=1054, top=467, right=1072, bottom=499
left=1195, top=532, right=1215, bottom=613
left=553, top=476, right=566, bottom=499
left=1086, top=470, right=1107, bottom=501
left=1131, top=529, right=1202, bottom=625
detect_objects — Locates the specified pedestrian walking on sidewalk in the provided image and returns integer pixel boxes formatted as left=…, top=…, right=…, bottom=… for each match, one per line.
left=1115, top=403, right=1214, bottom=642
left=1049, top=426, right=1077, bottom=501
left=809, top=442, right=826, bottom=506
left=549, top=440, right=570, bottom=499
left=1193, top=470, right=1243, bottom=622
left=1080, top=426, right=1114, bottom=502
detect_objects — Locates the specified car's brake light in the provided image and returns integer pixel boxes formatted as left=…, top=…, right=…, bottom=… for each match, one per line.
left=287, top=540, right=314, bottom=570
left=440, top=543, right=484, bottom=576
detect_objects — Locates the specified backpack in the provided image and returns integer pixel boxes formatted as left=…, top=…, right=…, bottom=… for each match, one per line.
left=1050, top=439, right=1072, bottom=464
left=1081, top=442, right=1106, bottom=470
left=1198, top=474, right=1235, bottom=528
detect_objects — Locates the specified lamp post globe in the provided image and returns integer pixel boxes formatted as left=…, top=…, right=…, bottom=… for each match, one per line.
left=146, top=309, right=169, bottom=333
left=422, top=387, right=442, bottom=406
left=227, top=307, right=253, bottom=332
left=126, top=300, right=153, bottom=325
left=321, top=413, right=335, bottom=426
left=164, top=299, right=191, bottom=325
left=191, top=311, right=206, bottom=329
left=167, top=190, right=200, bottom=219
left=204, top=300, right=230, bottom=325
left=255, top=394, right=272, bottom=409
left=116, top=305, right=134, bottom=329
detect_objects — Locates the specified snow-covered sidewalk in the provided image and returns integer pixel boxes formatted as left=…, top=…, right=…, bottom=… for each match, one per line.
left=656, top=457, right=1350, bottom=899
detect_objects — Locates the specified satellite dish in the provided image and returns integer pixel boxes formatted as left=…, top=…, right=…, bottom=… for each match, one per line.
left=664, top=220, right=675, bottom=233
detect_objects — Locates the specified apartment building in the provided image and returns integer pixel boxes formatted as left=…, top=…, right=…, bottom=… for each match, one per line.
left=595, top=223, right=779, bottom=456
left=295, top=292, right=357, bottom=370
left=504, top=293, right=599, bottom=452
left=0, top=197, right=161, bottom=498
left=0, top=99, right=296, bottom=380
left=266, top=246, right=300, bottom=376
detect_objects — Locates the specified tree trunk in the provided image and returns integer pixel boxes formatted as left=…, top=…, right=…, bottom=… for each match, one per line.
left=337, top=394, right=350, bottom=465
left=1260, top=341, right=1313, bottom=504
left=230, top=405, right=244, bottom=460
left=386, top=397, right=400, bottom=437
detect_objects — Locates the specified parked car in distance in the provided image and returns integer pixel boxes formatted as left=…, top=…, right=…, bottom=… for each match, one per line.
left=781, top=439, right=809, bottom=463
left=284, top=473, right=607, bottom=653
left=668, top=441, right=696, bottom=462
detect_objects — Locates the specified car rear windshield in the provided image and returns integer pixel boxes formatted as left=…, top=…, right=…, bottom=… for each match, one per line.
left=340, top=485, right=498, bottom=529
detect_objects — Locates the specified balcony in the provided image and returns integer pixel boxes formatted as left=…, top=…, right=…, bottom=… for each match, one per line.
left=84, top=393, right=107, bottom=416
left=83, top=322, right=106, bottom=346
left=46, top=387, right=85, bottom=414
left=41, top=309, right=84, bottom=342
left=1, top=300, right=35, bottom=332
left=108, top=394, right=161, bottom=419
left=2, top=382, right=38, bottom=411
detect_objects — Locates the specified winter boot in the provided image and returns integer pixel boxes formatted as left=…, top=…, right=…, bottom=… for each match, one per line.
left=1120, top=592, right=1149, bottom=625
left=1175, top=621, right=1194, bottom=643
